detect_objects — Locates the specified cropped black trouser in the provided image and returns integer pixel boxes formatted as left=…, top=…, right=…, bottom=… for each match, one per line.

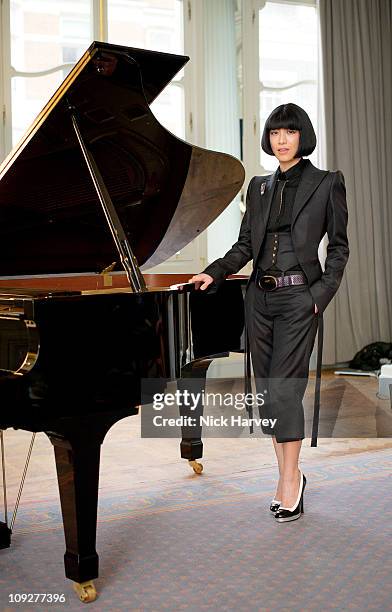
left=245, top=278, right=319, bottom=442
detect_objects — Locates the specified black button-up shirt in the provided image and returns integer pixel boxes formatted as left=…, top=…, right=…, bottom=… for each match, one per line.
left=266, top=157, right=309, bottom=232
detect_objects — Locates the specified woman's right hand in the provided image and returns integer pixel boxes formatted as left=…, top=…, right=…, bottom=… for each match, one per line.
left=188, top=273, right=214, bottom=290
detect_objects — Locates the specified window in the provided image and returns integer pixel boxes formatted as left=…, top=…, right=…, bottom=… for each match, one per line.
left=9, top=0, right=92, bottom=146
left=1, top=0, right=186, bottom=155
left=242, top=0, right=319, bottom=177
left=259, top=1, right=318, bottom=171
left=0, top=0, right=197, bottom=273
left=107, top=0, right=185, bottom=138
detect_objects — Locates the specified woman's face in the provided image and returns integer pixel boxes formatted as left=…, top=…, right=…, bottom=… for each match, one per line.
left=269, top=128, right=300, bottom=162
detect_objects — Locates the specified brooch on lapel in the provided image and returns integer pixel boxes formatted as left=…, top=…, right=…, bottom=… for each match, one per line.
left=260, top=181, right=267, bottom=195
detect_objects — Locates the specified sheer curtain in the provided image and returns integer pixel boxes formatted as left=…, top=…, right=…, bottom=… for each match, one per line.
left=318, top=0, right=392, bottom=364
left=204, top=0, right=242, bottom=264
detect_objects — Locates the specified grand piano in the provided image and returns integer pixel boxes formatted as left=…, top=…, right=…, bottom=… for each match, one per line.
left=0, top=42, right=245, bottom=601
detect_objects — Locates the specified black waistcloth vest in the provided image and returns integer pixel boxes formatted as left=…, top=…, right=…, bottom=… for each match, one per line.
left=258, top=231, right=302, bottom=274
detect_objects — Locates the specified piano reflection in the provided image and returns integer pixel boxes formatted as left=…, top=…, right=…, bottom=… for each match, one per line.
left=0, top=42, right=245, bottom=601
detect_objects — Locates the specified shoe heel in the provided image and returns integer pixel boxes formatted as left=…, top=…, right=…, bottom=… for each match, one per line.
left=301, top=474, right=306, bottom=513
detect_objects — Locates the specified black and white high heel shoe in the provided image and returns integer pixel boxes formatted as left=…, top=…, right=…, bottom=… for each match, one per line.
left=270, top=499, right=281, bottom=513
left=274, top=472, right=306, bottom=522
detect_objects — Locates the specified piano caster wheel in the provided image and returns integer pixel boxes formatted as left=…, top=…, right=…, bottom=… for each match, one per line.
left=73, top=580, right=97, bottom=603
left=189, top=460, right=203, bottom=474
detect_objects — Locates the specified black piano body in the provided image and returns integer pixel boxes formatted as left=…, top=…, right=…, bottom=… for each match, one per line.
left=0, top=42, right=245, bottom=601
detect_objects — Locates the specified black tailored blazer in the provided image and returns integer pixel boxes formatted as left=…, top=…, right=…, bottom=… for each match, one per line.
left=203, top=160, right=349, bottom=313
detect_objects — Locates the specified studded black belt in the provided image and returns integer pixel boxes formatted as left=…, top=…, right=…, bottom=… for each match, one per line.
left=255, top=269, right=307, bottom=291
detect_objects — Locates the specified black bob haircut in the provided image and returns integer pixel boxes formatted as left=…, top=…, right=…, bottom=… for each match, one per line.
left=261, top=103, right=317, bottom=157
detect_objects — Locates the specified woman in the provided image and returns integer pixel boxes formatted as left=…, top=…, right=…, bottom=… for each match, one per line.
left=189, top=103, right=349, bottom=523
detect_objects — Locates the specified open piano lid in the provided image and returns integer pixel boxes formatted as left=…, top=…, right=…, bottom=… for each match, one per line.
left=0, top=41, right=245, bottom=278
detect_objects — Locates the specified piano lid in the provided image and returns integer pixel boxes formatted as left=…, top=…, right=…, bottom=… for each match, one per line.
left=0, top=41, right=245, bottom=277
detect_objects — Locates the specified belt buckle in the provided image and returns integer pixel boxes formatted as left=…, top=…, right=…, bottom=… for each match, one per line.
left=258, top=274, right=278, bottom=291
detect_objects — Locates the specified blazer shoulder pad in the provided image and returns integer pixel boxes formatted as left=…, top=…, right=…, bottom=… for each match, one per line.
left=329, top=169, right=346, bottom=185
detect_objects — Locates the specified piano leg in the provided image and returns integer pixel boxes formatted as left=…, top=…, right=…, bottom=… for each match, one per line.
left=0, top=521, right=12, bottom=549
left=179, top=357, right=218, bottom=474
left=47, top=417, right=118, bottom=602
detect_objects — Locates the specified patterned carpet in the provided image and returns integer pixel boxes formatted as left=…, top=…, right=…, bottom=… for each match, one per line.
left=0, top=448, right=391, bottom=611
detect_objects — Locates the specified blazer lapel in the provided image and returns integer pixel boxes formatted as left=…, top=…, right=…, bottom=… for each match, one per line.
left=261, top=170, right=279, bottom=228
left=251, top=171, right=278, bottom=262
left=291, top=161, right=329, bottom=227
